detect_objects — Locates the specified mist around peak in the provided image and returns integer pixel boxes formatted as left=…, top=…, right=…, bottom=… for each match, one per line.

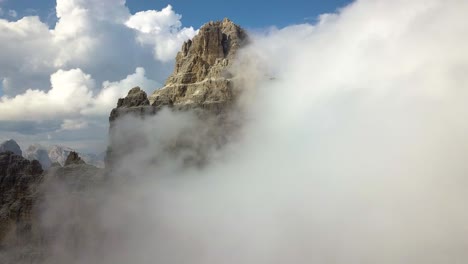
left=2, top=0, right=468, bottom=263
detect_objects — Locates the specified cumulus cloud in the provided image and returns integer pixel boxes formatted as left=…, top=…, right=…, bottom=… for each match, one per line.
left=0, top=66, right=157, bottom=152
left=0, top=67, right=157, bottom=121
left=59, top=119, right=88, bottom=131
left=0, top=0, right=196, bottom=150
left=0, top=16, right=56, bottom=95
left=21, top=0, right=468, bottom=263
left=0, top=69, right=94, bottom=121
left=0, top=0, right=195, bottom=96
left=83, top=67, right=159, bottom=115
left=126, top=5, right=197, bottom=62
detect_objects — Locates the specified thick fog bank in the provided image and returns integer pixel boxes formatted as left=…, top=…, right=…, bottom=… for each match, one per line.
left=4, top=0, right=468, bottom=263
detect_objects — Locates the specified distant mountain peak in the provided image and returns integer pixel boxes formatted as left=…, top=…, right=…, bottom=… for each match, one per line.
left=64, top=151, right=86, bottom=166
left=24, top=144, right=105, bottom=169
left=0, top=139, right=22, bottom=156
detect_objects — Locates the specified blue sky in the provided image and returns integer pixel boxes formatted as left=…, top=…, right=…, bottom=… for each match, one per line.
left=0, top=0, right=352, bottom=28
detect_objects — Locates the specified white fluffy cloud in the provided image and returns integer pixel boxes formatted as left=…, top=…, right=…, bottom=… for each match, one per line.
left=0, top=66, right=157, bottom=152
left=59, top=119, right=89, bottom=131
left=83, top=67, right=159, bottom=116
left=0, top=67, right=157, bottom=121
left=0, top=16, right=56, bottom=95
left=0, top=0, right=195, bottom=96
left=0, top=0, right=196, bottom=151
left=126, top=5, right=197, bottom=62
left=0, top=69, right=94, bottom=121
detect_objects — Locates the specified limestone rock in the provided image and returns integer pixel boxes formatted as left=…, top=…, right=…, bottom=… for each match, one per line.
left=117, top=87, right=150, bottom=108
left=110, top=87, right=151, bottom=123
left=109, top=18, right=247, bottom=124
left=164, top=18, right=246, bottom=85
left=149, top=18, right=247, bottom=108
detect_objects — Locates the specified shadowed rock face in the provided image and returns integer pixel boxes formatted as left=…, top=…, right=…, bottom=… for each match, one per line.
left=64, top=152, right=85, bottom=166
left=0, top=150, right=103, bottom=263
left=0, top=151, right=43, bottom=246
left=0, top=140, right=22, bottom=157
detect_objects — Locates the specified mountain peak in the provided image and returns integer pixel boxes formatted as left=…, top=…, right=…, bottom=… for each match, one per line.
left=111, top=18, right=248, bottom=120
left=108, top=19, right=248, bottom=166
left=148, top=18, right=247, bottom=107
left=116, top=87, right=149, bottom=108
left=64, top=151, right=86, bottom=166
left=0, top=139, right=22, bottom=156
left=163, top=18, right=247, bottom=86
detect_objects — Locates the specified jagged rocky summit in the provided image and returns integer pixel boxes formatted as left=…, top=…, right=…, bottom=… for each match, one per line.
left=107, top=18, right=248, bottom=166
left=109, top=18, right=248, bottom=123
left=0, top=140, right=22, bottom=157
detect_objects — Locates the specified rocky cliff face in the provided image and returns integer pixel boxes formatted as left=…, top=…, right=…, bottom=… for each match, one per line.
left=109, top=18, right=247, bottom=123
left=0, top=150, right=104, bottom=263
left=0, top=151, right=43, bottom=247
left=149, top=18, right=247, bottom=108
